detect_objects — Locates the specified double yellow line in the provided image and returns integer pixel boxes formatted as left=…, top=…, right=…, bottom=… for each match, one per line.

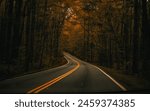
left=27, top=55, right=80, bottom=94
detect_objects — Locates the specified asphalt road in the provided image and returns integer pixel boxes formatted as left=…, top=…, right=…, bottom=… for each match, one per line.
left=0, top=53, right=127, bottom=94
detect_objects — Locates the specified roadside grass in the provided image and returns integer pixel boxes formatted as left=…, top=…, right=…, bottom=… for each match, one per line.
left=98, top=66, right=150, bottom=92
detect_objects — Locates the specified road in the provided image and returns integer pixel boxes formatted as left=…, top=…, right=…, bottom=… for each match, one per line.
left=0, top=53, right=127, bottom=94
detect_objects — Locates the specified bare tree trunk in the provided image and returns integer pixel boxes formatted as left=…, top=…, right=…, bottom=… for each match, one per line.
left=141, top=0, right=150, bottom=77
left=132, top=0, right=140, bottom=74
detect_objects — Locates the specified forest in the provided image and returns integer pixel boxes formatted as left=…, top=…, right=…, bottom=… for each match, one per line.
left=0, top=0, right=68, bottom=80
left=62, top=0, right=150, bottom=79
left=0, top=0, right=150, bottom=81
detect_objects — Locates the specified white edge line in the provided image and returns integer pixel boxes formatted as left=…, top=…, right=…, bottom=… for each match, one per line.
left=92, top=65, right=127, bottom=91
left=65, top=53, right=127, bottom=91
left=0, top=56, right=70, bottom=82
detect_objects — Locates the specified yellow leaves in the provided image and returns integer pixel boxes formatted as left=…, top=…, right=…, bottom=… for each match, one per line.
left=63, top=19, right=83, bottom=38
left=63, top=31, right=70, bottom=36
left=74, top=24, right=81, bottom=30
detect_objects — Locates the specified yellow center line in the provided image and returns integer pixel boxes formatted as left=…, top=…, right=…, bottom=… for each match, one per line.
left=27, top=55, right=80, bottom=94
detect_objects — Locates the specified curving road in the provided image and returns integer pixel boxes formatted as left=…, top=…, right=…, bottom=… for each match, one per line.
left=0, top=53, right=127, bottom=94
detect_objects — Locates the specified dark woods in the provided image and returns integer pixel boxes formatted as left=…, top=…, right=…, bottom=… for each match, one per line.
left=0, top=0, right=67, bottom=80
left=62, top=0, right=150, bottom=78
left=0, top=0, right=150, bottom=80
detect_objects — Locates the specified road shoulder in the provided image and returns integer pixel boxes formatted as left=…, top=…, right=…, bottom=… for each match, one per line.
left=98, top=66, right=150, bottom=92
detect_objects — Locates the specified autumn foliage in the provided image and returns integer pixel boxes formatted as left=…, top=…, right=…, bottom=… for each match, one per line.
left=0, top=0, right=150, bottom=80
